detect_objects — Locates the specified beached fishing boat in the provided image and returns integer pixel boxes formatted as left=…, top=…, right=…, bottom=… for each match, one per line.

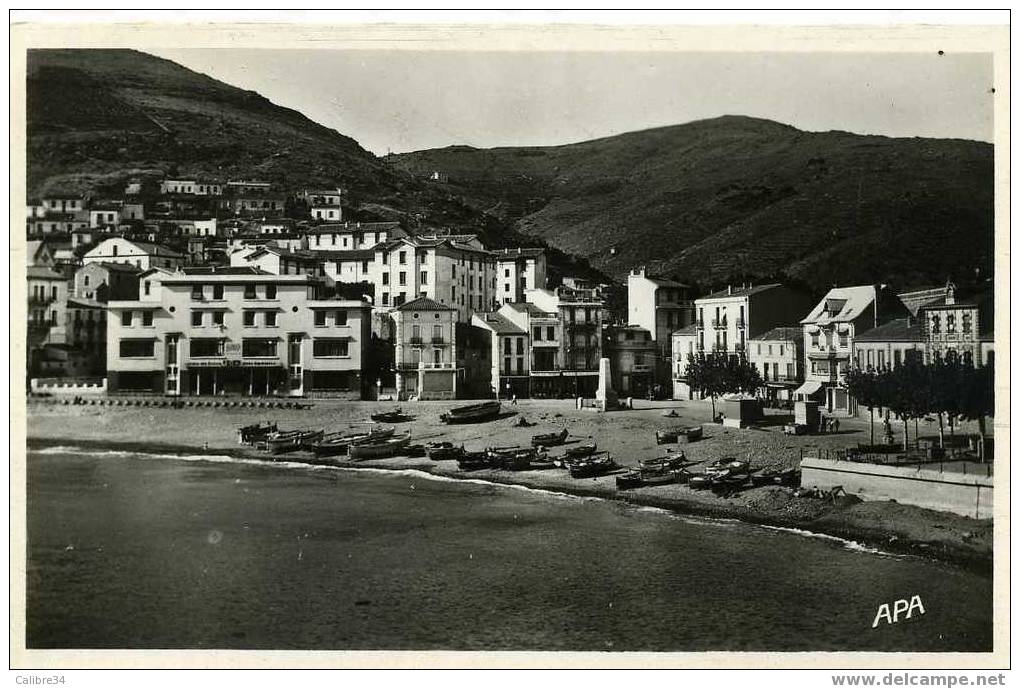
left=531, top=428, right=569, bottom=447
left=710, top=471, right=751, bottom=492
left=264, top=429, right=324, bottom=455
left=425, top=441, right=464, bottom=461
left=750, top=467, right=800, bottom=487
left=687, top=473, right=713, bottom=490
left=568, top=453, right=617, bottom=479
left=310, top=427, right=396, bottom=458
left=349, top=432, right=412, bottom=460
left=655, top=426, right=703, bottom=445
left=370, top=408, right=413, bottom=423
left=616, top=466, right=687, bottom=490
left=563, top=441, right=597, bottom=459
left=486, top=446, right=536, bottom=470
left=237, top=422, right=278, bottom=445
left=706, top=458, right=751, bottom=476
left=457, top=451, right=494, bottom=471
left=439, top=400, right=502, bottom=424
left=639, top=452, right=688, bottom=471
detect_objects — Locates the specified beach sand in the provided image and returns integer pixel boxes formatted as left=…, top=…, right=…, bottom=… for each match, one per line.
left=24, top=396, right=992, bottom=572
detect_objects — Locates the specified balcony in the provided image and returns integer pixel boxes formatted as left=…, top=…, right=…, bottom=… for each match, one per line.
left=735, top=318, right=746, bottom=329
left=431, top=337, right=446, bottom=345
left=420, top=361, right=457, bottom=370
left=409, top=336, right=423, bottom=345
left=28, top=296, right=56, bottom=307
left=711, top=318, right=728, bottom=329
left=734, top=342, right=745, bottom=352
left=695, top=319, right=705, bottom=329
left=712, top=342, right=728, bottom=352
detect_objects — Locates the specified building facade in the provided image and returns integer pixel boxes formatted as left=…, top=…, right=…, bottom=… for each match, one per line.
left=105, top=268, right=371, bottom=397
left=694, top=283, right=816, bottom=357
left=83, top=237, right=184, bottom=271
left=525, top=284, right=605, bottom=397
left=471, top=311, right=530, bottom=399
left=604, top=324, right=657, bottom=397
left=748, top=327, right=804, bottom=404
left=494, top=248, right=547, bottom=305
left=391, top=297, right=458, bottom=400
left=798, top=285, right=909, bottom=415
left=627, top=266, right=694, bottom=385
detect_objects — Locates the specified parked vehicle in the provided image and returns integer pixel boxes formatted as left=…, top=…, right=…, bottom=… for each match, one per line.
left=440, top=401, right=502, bottom=424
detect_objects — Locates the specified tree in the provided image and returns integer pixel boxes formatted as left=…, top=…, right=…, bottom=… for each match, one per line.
left=883, top=359, right=931, bottom=452
left=845, top=366, right=880, bottom=446
left=685, top=352, right=762, bottom=420
left=958, top=361, right=994, bottom=462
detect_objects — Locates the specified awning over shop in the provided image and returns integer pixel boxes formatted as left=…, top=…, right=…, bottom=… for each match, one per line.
left=792, top=380, right=822, bottom=397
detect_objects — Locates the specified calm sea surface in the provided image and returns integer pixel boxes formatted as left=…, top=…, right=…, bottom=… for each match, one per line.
left=26, top=447, right=992, bottom=651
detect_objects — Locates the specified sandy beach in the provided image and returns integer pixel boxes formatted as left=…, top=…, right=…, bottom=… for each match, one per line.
left=25, top=396, right=992, bottom=573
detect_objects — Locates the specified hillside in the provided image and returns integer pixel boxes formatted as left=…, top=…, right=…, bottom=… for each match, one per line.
left=24, top=49, right=532, bottom=248
left=388, top=116, right=994, bottom=292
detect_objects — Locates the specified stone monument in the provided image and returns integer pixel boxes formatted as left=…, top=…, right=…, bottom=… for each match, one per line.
left=595, top=357, right=620, bottom=411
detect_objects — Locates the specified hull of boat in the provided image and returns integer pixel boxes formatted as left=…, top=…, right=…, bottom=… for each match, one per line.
left=440, top=402, right=502, bottom=424
left=349, top=436, right=411, bottom=460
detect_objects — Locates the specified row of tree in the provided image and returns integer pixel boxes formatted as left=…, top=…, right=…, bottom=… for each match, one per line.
left=684, top=351, right=994, bottom=461
left=844, top=352, right=994, bottom=458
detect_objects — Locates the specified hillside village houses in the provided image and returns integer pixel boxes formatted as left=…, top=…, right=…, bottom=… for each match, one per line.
left=24, top=175, right=994, bottom=413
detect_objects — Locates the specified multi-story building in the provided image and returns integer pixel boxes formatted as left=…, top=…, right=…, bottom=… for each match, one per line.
left=230, top=245, right=323, bottom=278
left=391, top=297, right=458, bottom=400
left=27, top=214, right=88, bottom=236
left=226, top=180, right=273, bottom=195
left=525, top=283, right=605, bottom=397
left=798, top=284, right=909, bottom=415
left=83, top=237, right=185, bottom=271
left=301, top=189, right=344, bottom=207
left=89, top=205, right=121, bottom=228
left=218, top=193, right=287, bottom=217
left=66, top=298, right=108, bottom=373
left=371, top=234, right=497, bottom=322
left=28, top=265, right=67, bottom=346
left=27, top=199, right=45, bottom=219
left=74, top=262, right=142, bottom=302
left=160, top=179, right=198, bottom=195
left=853, top=318, right=926, bottom=372
left=669, top=323, right=699, bottom=399
left=919, top=285, right=994, bottom=367
left=41, top=194, right=87, bottom=215
left=471, top=311, right=530, bottom=399
left=311, top=206, right=342, bottom=222
left=318, top=249, right=375, bottom=286
left=303, top=221, right=403, bottom=251
left=105, top=267, right=372, bottom=397
left=604, top=324, right=657, bottom=397
left=748, top=327, right=804, bottom=404
left=627, top=266, right=694, bottom=384
left=494, top=247, right=546, bottom=305
left=694, top=283, right=816, bottom=357
left=498, top=301, right=562, bottom=397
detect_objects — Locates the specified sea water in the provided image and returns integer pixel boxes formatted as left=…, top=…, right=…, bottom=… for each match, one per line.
left=25, top=447, right=992, bottom=651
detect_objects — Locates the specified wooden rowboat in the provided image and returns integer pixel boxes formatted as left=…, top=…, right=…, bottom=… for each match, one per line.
left=531, top=428, right=569, bottom=447
left=440, top=401, right=502, bottom=424
left=349, top=432, right=412, bottom=460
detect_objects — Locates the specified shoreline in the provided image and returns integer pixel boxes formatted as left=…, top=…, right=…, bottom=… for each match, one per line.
left=25, top=432, right=993, bottom=576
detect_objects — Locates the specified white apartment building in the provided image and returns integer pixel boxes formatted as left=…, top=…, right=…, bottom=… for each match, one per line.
left=303, top=221, right=402, bottom=251
left=798, top=285, right=909, bottom=415
left=371, top=235, right=498, bottom=322
left=494, top=247, right=547, bottom=304
left=694, top=283, right=815, bottom=357
left=627, top=266, right=694, bottom=383
left=391, top=297, right=458, bottom=400
left=83, top=238, right=185, bottom=271
left=105, top=267, right=371, bottom=398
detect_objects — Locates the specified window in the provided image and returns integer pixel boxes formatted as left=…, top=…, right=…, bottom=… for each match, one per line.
left=334, top=310, right=347, bottom=326
left=382, top=293, right=390, bottom=306
left=192, top=311, right=204, bottom=327
left=433, top=324, right=443, bottom=342
left=313, top=339, right=349, bottom=357
left=361, top=260, right=368, bottom=273
left=242, top=339, right=278, bottom=358
left=931, top=314, right=941, bottom=334
left=212, top=284, right=224, bottom=300
left=962, top=313, right=973, bottom=334
left=877, top=350, right=885, bottom=369
left=382, top=273, right=390, bottom=286
left=314, top=311, right=327, bottom=327
left=779, top=345, right=784, bottom=357
left=265, top=311, right=277, bottom=327
left=504, top=283, right=510, bottom=293
left=244, top=284, right=256, bottom=299
left=946, top=314, right=956, bottom=333
left=266, top=284, right=277, bottom=300
left=810, top=333, right=820, bottom=348
left=399, top=271, right=407, bottom=286
left=119, top=339, right=154, bottom=358
left=143, top=280, right=150, bottom=296
left=191, top=285, right=204, bottom=301
left=189, top=339, right=223, bottom=358
left=121, top=311, right=133, bottom=327
left=894, top=349, right=902, bottom=367
left=399, top=251, right=407, bottom=265
left=839, top=332, right=848, bottom=348
left=243, top=311, right=256, bottom=327
left=84, top=275, right=90, bottom=287
left=433, top=349, right=442, bottom=365
left=547, top=326, right=555, bottom=340
left=213, top=311, right=224, bottom=326
left=112, top=245, right=118, bottom=257
left=505, top=268, right=510, bottom=278
left=521, top=277, right=527, bottom=290
left=420, top=271, right=428, bottom=285
left=142, top=311, right=154, bottom=327
left=533, top=327, right=542, bottom=341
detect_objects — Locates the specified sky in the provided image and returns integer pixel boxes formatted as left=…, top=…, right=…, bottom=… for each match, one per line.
left=152, top=49, right=994, bottom=155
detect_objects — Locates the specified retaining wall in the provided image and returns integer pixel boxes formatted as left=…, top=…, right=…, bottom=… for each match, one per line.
left=800, top=457, right=993, bottom=519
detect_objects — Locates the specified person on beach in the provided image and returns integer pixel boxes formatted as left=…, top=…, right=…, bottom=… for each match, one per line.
left=832, top=418, right=840, bottom=434
left=511, top=393, right=518, bottom=406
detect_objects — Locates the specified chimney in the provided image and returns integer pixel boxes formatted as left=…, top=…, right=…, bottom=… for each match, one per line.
left=727, top=285, right=732, bottom=295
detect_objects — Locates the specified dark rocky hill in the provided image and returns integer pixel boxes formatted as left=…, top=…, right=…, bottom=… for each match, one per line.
left=389, top=116, right=994, bottom=292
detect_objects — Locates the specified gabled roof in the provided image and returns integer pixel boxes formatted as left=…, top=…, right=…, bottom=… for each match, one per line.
left=395, top=296, right=455, bottom=312
left=92, top=262, right=144, bottom=274
left=672, top=323, right=698, bottom=336
left=751, top=326, right=803, bottom=342
left=306, top=221, right=401, bottom=235
left=801, top=285, right=877, bottom=325
left=473, top=312, right=526, bottom=335
left=855, top=318, right=925, bottom=343
left=494, top=247, right=545, bottom=260
left=179, top=266, right=271, bottom=276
